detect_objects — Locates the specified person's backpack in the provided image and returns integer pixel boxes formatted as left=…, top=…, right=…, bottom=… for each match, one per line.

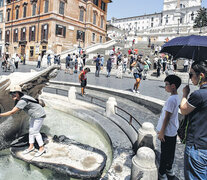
left=137, top=62, right=144, bottom=73
left=21, top=98, right=45, bottom=107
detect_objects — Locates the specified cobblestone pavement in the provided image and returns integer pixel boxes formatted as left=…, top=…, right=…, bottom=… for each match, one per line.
left=1, top=63, right=195, bottom=180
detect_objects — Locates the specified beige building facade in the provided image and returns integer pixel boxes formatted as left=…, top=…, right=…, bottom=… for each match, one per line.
left=5, top=0, right=111, bottom=61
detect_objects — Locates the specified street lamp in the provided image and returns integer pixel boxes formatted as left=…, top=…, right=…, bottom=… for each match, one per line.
left=177, top=18, right=180, bottom=34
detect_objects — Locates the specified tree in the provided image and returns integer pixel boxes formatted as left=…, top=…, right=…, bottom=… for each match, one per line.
left=194, top=8, right=207, bottom=28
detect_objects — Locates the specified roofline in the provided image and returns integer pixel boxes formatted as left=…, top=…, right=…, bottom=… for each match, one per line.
left=110, top=12, right=162, bottom=21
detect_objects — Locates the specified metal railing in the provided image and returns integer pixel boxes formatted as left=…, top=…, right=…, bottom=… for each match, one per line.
left=44, top=85, right=142, bottom=133
left=115, top=105, right=142, bottom=133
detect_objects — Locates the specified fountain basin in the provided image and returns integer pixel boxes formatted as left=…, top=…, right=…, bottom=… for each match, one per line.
left=10, top=134, right=107, bottom=180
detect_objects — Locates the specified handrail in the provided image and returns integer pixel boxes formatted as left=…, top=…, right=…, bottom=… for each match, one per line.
left=44, top=85, right=141, bottom=131
left=115, top=105, right=142, bottom=127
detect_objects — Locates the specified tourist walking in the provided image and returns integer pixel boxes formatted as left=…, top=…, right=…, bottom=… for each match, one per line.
left=82, top=53, right=86, bottom=67
left=172, top=59, right=177, bottom=71
left=116, top=57, right=123, bottom=79
left=14, top=54, right=19, bottom=69
left=47, top=54, right=51, bottom=67
left=0, top=85, right=46, bottom=157
left=123, top=54, right=128, bottom=73
left=131, top=56, right=144, bottom=93
left=74, top=55, right=78, bottom=73
left=183, top=59, right=189, bottom=72
left=106, top=57, right=112, bottom=77
left=79, top=68, right=90, bottom=96
left=157, top=57, right=162, bottom=77
left=36, top=53, right=41, bottom=69
left=157, top=75, right=181, bottom=180
left=180, top=60, right=207, bottom=180
left=162, top=56, right=167, bottom=73
left=65, top=54, right=70, bottom=74
left=100, top=55, right=105, bottom=70
left=95, top=55, right=101, bottom=77
left=153, top=56, right=158, bottom=69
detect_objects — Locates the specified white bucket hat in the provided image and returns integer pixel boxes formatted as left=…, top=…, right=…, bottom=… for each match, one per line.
left=10, top=85, right=22, bottom=93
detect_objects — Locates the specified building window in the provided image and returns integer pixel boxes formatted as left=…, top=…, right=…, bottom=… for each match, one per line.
left=0, top=46, right=2, bottom=58
left=59, top=1, right=65, bottom=15
left=93, top=12, right=96, bottom=25
left=30, top=46, right=34, bottom=57
left=56, top=24, right=66, bottom=37
left=93, top=0, right=99, bottom=6
left=5, top=30, right=10, bottom=42
left=151, top=23, right=153, bottom=27
left=79, top=9, right=84, bottom=22
left=151, top=17, right=154, bottom=21
left=32, top=4, right=36, bottom=16
left=100, top=36, right=102, bottom=43
left=0, top=29, right=2, bottom=41
left=23, top=5, right=27, bottom=18
left=29, top=26, right=36, bottom=41
left=76, top=30, right=85, bottom=42
left=13, top=29, right=18, bottom=42
left=92, top=33, right=95, bottom=42
left=101, top=1, right=105, bottom=11
left=41, top=24, right=49, bottom=40
left=166, top=15, right=168, bottom=24
left=0, top=0, right=3, bottom=7
left=191, top=12, right=194, bottom=21
left=101, top=16, right=104, bottom=28
left=7, top=11, right=10, bottom=21
left=0, top=11, right=2, bottom=22
left=21, top=27, right=26, bottom=41
left=16, top=8, right=19, bottom=20
left=45, top=0, right=49, bottom=13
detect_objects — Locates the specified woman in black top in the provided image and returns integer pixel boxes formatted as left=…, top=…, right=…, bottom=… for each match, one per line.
left=180, top=60, right=207, bottom=180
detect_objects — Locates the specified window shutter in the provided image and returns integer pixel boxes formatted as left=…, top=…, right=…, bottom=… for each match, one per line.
left=25, top=28, right=26, bottom=41
left=41, top=25, right=43, bottom=40
left=46, top=24, right=49, bottom=40
left=21, top=28, right=23, bottom=40
left=13, top=29, right=15, bottom=42
left=83, top=32, right=85, bottom=42
left=34, top=26, right=36, bottom=41
left=56, top=24, right=58, bottom=35
left=29, top=27, right=31, bottom=42
left=63, top=26, right=66, bottom=37
left=76, top=30, right=79, bottom=40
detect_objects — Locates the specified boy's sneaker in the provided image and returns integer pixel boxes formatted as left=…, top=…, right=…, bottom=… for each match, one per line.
left=158, top=173, right=167, bottom=180
left=136, top=90, right=140, bottom=94
left=132, top=89, right=136, bottom=93
left=166, top=168, right=175, bottom=176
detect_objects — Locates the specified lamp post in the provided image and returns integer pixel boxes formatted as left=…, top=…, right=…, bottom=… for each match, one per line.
left=177, top=18, right=180, bottom=34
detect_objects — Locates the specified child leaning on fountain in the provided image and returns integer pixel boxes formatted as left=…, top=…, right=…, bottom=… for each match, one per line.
left=79, top=67, right=90, bottom=96
left=156, top=75, right=181, bottom=180
left=0, top=85, right=46, bottom=157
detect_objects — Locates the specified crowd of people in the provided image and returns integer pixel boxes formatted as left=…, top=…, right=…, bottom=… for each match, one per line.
left=0, top=53, right=26, bottom=71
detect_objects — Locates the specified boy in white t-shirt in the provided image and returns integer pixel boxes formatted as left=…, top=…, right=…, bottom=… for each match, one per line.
left=156, top=75, right=181, bottom=180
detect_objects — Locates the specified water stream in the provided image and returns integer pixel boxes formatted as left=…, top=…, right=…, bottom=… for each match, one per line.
left=0, top=107, right=112, bottom=180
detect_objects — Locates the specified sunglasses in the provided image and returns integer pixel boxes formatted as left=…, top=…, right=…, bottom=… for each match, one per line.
left=9, top=92, right=17, bottom=97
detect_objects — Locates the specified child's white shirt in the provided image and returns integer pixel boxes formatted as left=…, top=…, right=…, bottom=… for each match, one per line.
left=156, top=95, right=180, bottom=136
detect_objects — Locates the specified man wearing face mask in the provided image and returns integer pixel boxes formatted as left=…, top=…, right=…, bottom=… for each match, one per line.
left=180, top=60, right=207, bottom=180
